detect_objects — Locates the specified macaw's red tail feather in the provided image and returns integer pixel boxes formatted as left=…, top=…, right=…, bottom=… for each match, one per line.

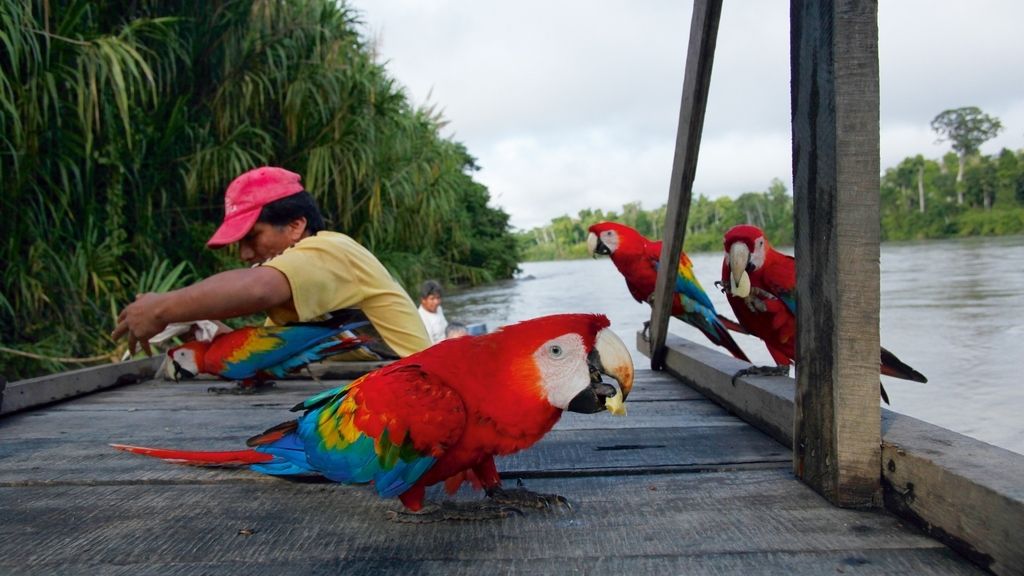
left=714, top=323, right=751, bottom=363
left=717, top=314, right=749, bottom=335
left=110, top=443, right=272, bottom=466
left=246, top=420, right=299, bottom=447
left=321, top=335, right=373, bottom=355
left=880, top=347, right=928, bottom=383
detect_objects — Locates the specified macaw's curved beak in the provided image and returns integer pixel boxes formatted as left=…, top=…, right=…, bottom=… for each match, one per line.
left=728, top=241, right=753, bottom=298
left=172, top=360, right=195, bottom=382
left=586, top=232, right=609, bottom=257
left=567, top=328, right=634, bottom=414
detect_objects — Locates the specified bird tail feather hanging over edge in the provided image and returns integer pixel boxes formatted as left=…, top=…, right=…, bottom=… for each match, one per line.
left=110, top=443, right=273, bottom=466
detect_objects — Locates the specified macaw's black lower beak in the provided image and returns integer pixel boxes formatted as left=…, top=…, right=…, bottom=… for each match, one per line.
left=567, top=380, right=618, bottom=414
left=172, top=361, right=195, bottom=382
left=586, top=232, right=611, bottom=257
left=567, top=328, right=634, bottom=414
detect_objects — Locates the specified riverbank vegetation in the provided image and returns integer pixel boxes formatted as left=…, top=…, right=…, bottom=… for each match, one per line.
left=0, top=1, right=518, bottom=379
left=519, top=107, right=1023, bottom=261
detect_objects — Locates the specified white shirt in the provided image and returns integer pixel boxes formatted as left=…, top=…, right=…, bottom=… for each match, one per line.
left=418, top=305, right=448, bottom=344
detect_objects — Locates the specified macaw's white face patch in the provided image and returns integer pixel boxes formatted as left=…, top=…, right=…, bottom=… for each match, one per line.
left=532, top=333, right=589, bottom=410
left=599, top=229, right=620, bottom=253
left=170, top=347, right=199, bottom=375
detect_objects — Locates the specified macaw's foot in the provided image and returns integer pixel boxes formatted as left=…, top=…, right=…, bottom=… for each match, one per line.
left=386, top=501, right=522, bottom=523
left=207, top=380, right=276, bottom=395
left=486, top=482, right=572, bottom=511
left=642, top=320, right=651, bottom=342
left=731, top=364, right=790, bottom=385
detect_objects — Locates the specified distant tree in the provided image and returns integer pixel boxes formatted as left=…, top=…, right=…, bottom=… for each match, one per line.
left=994, top=149, right=1021, bottom=207
left=930, top=107, right=1003, bottom=204
left=963, top=156, right=998, bottom=210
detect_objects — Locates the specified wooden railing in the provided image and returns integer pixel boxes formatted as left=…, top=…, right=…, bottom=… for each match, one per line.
left=639, top=332, right=1024, bottom=576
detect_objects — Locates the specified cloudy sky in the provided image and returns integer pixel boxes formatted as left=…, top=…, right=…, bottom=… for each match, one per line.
left=349, top=1, right=1024, bottom=231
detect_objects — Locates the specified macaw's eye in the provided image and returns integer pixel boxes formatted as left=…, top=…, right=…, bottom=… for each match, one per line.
left=549, top=345, right=563, bottom=358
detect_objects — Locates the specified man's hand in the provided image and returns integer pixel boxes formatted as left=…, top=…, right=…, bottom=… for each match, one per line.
left=112, top=292, right=172, bottom=357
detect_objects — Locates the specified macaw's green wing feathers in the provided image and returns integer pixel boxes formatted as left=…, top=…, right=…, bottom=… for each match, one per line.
left=669, top=250, right=750, bottom=362
left=758, top=252, right=797, bottom=315
left=674, top=252, right=717, bottom=312
left=208, top=322, right=367, bottom=380
left=290, top=381, right=358, bottom=412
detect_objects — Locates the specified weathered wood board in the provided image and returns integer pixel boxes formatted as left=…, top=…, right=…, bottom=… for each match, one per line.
left=0, top=369, right=982, bottom=575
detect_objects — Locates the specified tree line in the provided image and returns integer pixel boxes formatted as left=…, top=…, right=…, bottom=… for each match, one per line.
left=0, top=0, right=518, bottom=380
left=519, top=106, right=1024, bottom=261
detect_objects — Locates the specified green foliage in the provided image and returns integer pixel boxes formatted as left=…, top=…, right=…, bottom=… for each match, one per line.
left=931, top=107, right=1004, bottom=157
left=518, top=179, right=794, bottom=261
left=0, top=0, right=518, bottom=379
left=521, top=143, right=1024, bottom=262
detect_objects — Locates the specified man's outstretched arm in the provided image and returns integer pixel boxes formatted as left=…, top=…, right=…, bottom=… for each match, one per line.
left=112, top=266, right=292, bottom=355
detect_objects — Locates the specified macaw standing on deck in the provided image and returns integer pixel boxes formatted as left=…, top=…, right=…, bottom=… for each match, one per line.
left=166, top=316, right=369, bottom=393
left=587, top=221, right=750, bottom=362
left=114, top=313, right=634, bottom=522
left=721, top=224, right=926, bottom=403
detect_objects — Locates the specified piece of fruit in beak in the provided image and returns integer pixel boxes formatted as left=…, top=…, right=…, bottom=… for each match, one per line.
left=594, top=328, right=633, bottom=415
left=729, top=242, right=752, bottom=298
left=605, top=389, right=627, bottom=416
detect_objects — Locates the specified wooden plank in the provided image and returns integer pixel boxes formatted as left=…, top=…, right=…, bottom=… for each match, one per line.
left=638, top=331, right=795, bottom=447
left=43, top=370, right=707, bottom=409
left=882, top=410, right=1024, bottom=576
left=648, top=0, right=723, bottom=370
left=0, top=357, right=163, bottom=416
left=0, top=421, right=787, bottom=485
left=790, top=0, right=882, bottom=507
left=638, top=333, right=1024, bottom=576
left=0, top=470, right=980, bottom=575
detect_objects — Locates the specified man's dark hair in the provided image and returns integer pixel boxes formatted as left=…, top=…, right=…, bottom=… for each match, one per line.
left=419, top=280, right=443, bottom=300
left=257, top=191, right=325, bottom=235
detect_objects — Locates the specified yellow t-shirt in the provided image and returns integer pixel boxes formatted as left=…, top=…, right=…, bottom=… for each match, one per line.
left=262, top=231, right=431, bottom=357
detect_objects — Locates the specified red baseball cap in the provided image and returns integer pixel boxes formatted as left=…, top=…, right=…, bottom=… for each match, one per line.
left=207, top=167, right=305, bottom=248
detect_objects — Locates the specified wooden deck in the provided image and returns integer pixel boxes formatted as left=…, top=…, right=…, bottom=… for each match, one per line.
left=0, top=368, right=982, bottom=575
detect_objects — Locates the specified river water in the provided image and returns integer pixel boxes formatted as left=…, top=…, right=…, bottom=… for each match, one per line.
left=444, top=235, right=1024, bottom=455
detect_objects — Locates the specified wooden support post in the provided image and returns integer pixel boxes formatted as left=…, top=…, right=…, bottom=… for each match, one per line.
left=791, top=0, right=882, bottom=507
left=649, top=0, right=722, bottom=370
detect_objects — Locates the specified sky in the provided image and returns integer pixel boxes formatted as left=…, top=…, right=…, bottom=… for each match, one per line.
left=349, top=1, right=1024, bottom=231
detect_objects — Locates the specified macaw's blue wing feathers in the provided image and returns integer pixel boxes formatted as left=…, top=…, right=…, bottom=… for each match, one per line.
left=213, top=321, right=368, bottom=380
left=675, top=259, right=716, bottom=311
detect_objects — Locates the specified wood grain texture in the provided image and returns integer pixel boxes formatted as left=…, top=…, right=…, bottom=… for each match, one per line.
left=638, top=333, right=1024, bottom=575
left=882, top=411, right=1024, bottom=576
left=639, top=332, right=795, bottom=447
left=1, top=357, right=162, bottom=415
left=0, top=368, right=987, bottom=574
left=648, top=0, right=723, bottom=370
left=790, top=0, right=882, bottom=507
left=0, top=470, right=981, bottom=575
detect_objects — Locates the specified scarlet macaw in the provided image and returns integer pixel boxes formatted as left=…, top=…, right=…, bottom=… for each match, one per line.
left=114, top=313, right=634, bottom=521
left=587, top=221, right=750, bottom=362
left=166, top=316, right=369, bottom=392
left=722, top=224, right=926, bottom=403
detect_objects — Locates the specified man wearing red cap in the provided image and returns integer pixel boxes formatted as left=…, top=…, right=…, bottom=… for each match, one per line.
left=112, top=167, right=431, bottom=359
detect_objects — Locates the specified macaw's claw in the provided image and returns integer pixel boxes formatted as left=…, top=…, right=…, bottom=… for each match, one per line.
left=207, top=380, right=276, bottom=395
left=731, top=364, right=790, bottom=385
left=486, top=485, right=573, bottom=511
left=386, top=502, right=522, bottom=523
